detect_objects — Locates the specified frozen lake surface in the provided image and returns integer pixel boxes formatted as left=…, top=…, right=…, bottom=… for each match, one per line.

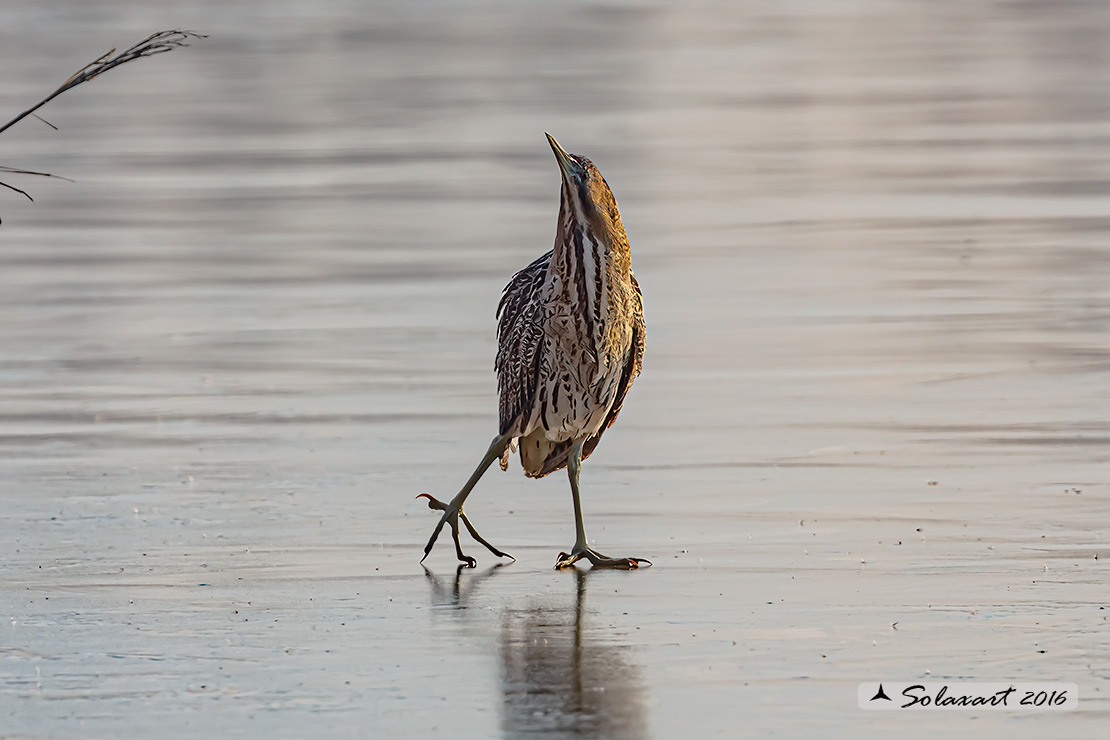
left=1, top=1, right=1107, bottom=737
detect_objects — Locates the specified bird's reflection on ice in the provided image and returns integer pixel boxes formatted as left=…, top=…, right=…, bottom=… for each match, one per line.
left=422, top=562, right=510, bottom=608
left=499, top=569, right=646, bottom=738
left=423, top=565, right=647, bottom=738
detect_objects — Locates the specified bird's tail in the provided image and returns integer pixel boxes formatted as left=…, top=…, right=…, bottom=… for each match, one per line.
left=517, top=429, right=602, bottom=478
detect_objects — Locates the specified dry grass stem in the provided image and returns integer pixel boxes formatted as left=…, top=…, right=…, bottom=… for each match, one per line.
left=0, top=30, right=203, bottom=213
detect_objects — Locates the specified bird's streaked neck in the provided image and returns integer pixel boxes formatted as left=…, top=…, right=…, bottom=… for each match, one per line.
left=554, top=176, right=631, bottom=281
left=549, top=178, right=632, bottom=367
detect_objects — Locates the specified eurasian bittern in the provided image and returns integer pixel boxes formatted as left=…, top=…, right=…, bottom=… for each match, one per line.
left=418, top=134, right=649, bottom=570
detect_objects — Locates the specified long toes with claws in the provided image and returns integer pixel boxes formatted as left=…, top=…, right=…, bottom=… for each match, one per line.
left=590, top=556, right=650, bottom=570
left=417, top=493, right=511, bottom=567
left=554, top=547, right=652, bottom=570
left=417, top=493, right=469, bottom=566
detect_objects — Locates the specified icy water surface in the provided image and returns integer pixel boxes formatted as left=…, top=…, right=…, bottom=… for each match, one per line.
left=1, top=1, right=1108, bottom=737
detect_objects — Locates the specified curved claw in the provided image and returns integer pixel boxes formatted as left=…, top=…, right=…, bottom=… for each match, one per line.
left=555, top=551, right=577, bottom=569
left=417, top=492, right=448, bottom=511
left=615, top=557, right=652, bottom=570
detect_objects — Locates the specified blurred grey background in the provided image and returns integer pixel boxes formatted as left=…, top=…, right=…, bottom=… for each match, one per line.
left=1, top=1, right=1107, bottom=738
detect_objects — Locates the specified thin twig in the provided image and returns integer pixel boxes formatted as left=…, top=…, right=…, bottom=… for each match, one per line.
left=0, top=165, right=66, bottom=178
left=32, top=114, right=58, bottom=130
left=0, top=29, right=203, bottom=206
left=0, top=179, right=34, bottom=202
left=0, top=30, right=203, bottom=137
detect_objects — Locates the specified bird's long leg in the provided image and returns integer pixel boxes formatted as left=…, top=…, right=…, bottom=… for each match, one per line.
left=554, top=442, right=651, bottom=570
left=418, top=433, right=513, bottom=567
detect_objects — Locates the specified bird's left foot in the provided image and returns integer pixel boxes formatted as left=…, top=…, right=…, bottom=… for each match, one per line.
left=554, top=545, right=651, bottom=570
left=417, top=493, right=514, bottom=567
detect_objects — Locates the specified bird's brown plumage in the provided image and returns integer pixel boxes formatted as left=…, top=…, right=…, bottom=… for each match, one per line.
left=494, top=142, right=645, bottom=478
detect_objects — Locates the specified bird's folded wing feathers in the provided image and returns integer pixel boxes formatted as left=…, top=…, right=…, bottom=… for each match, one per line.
left=496, top=250, right=552, bottom=436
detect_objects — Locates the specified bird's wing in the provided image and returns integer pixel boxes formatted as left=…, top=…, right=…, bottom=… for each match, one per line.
left=496, top=250, right=552, bottom=437
left=581, top=269, right=645, bottom=463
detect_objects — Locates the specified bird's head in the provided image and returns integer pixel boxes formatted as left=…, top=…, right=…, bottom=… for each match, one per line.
left=546, top=133, right=626, bottom=243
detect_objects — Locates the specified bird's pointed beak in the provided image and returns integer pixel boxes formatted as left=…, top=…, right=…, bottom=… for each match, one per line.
left=545, top=132, right=577, bottom=175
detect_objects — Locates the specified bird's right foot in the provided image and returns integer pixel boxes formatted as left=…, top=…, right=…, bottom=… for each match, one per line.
left=554, top=545, right=651, bottom=570
left=417, top=493, right=514, bottom=567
